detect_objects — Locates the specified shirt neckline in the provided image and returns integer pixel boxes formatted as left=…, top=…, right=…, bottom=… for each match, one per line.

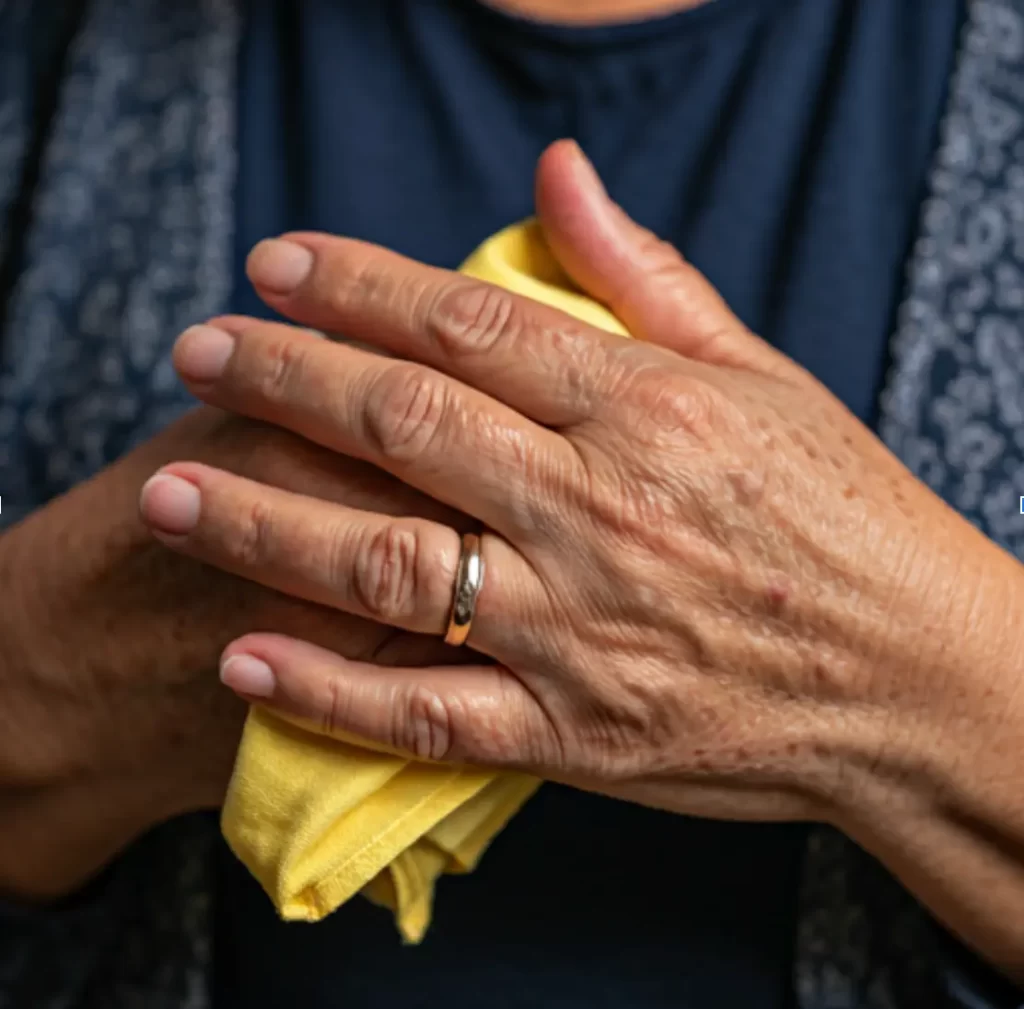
left=461, top=0, right=773, bottom=50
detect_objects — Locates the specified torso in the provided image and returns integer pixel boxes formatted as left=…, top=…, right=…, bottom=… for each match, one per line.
left=213, top=1, right=964, bottom=1007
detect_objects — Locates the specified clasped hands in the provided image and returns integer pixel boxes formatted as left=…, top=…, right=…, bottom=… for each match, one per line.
left=138, top=140, right=1003, bottom=831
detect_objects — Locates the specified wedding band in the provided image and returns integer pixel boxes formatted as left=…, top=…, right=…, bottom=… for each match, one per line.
left=444, top=532, right=485, bottom=647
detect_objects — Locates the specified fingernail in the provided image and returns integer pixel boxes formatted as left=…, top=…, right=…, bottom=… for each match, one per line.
left=174, top=324, right=236, bottom=382
left=247, top=239, right=315, bottom=294
left=139, top=473, right=201, bottom=535
left=220, top=654, right=276, bottom=698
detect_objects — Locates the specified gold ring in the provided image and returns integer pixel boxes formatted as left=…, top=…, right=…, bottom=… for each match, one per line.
left=444, top=532, right=485, bottom=647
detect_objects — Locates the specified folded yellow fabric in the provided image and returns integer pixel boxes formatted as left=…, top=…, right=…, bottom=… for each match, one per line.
left=221, top=219, right=629, bottom=943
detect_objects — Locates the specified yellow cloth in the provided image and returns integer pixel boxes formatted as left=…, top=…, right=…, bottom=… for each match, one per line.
left=221, top=219, right=629, bottom=943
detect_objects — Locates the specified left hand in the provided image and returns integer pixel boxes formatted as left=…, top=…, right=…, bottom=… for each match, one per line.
left=141, top=140, right=1008, bottom=826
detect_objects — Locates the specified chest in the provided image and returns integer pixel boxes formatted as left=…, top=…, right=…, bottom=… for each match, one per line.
left=236, top=0, right=961, bottom=427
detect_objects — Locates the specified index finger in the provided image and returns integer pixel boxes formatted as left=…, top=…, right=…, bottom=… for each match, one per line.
left=245, top=231, right=644, bottom=428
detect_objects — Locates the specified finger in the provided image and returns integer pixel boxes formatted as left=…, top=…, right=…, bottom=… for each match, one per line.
left=535, top=140, right=791, bottom=376
left=218, top=634, right=564, bottom=770
left=193, top=393, right=467, bottom=531
left=138, top=463, right=539, bottom=661
left=242, top=231, right=635, bottom=427
left=173, top=317, right=577, bottom=541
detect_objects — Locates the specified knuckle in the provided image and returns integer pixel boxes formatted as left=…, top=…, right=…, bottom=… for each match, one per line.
left=656, top=382, right=719, bottom=433
left=627, top=370, right=725, bottom=439
left=362, top=364, right=449, bottom=462
left=392, top=684, right=453, bottom=761
left=327, top=254, right=389, bottom=314
left=321, top=674, right=352, bottom=739
left=255, top=336, right=308, bottom=404
left=231, top=496, right=278, bottom=566
left=636, top=229, right=685, bottom=280
left=348, top=523, right=421, bottom=623
left=429, top=282, right=523, bottom=357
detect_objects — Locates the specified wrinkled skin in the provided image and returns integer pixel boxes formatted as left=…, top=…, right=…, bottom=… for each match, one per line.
left=141, top=142, right=1024, bottom=979
left=0, top=405, right=463, bottom=898
left=144, top=142, right=1005, bottom=825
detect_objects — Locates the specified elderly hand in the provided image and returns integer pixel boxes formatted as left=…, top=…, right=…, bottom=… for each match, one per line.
left=141, top=142, right=1017, bottom=833
left=0, top=403, right=468, bottom=900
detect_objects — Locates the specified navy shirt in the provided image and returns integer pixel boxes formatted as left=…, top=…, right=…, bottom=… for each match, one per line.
left=216, top=1, right=964, bottom=1007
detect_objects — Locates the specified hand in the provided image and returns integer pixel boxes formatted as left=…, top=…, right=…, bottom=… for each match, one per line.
left=143, top=141, right=1009, bottom=829
left=0, top=405, right=464, bottom=899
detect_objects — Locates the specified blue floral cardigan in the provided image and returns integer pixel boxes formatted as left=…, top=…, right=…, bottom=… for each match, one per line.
left=2, top=1, right=1024, bottom=1006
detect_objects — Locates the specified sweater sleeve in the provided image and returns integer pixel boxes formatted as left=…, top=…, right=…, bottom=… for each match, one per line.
left=0, top=5, right=133, bottom=1004
left=0, top=0, right=87, bottom=277
left=0, top=861, right=137, bottom=1009
left=0, top=815, right=217, bottom=1009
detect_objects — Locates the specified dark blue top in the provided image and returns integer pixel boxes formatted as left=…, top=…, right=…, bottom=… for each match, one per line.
left=215, top=1, right=964, bottom=1007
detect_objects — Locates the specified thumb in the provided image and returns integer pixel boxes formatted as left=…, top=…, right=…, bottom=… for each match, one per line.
left=534, top=140, right=787, bottom=375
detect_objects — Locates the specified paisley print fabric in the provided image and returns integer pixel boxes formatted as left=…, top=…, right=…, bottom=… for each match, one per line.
left=0, top=0, right=1022, bottom=1006
left=0, top=0, right=29, bottom=267
left=880, top=0, right=1024, bottom=552
left=0, top=2, right=236, bottom=1007
left=798, top=3, right=1024, bottom=1006
left=0, top=0, right=237, bottom=528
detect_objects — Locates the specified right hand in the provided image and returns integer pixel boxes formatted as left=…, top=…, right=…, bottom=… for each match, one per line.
left=0, top=391, right=466, bottom=900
